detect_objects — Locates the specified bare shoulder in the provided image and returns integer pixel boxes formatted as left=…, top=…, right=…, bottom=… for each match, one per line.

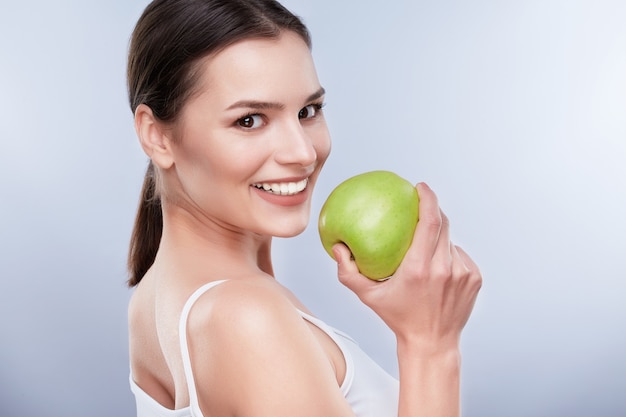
left=128, top=279, right=154, bottom=341
left=184, top=278, right=354, bottom=416
left=185, top=278, right=305, bottom=343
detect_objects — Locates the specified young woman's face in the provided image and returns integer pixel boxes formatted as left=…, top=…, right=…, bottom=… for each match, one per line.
left=167, top=31, right=331, bottom=238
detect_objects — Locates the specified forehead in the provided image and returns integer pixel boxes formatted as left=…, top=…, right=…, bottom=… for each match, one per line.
left=193, top=31, right=321, bottom=106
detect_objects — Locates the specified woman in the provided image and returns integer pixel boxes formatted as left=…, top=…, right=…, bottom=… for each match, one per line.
left=126, top=1, right=482, bottom=416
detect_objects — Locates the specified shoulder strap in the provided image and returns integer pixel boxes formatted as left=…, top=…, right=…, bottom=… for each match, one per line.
left=179, top=280, right=227, bottom=417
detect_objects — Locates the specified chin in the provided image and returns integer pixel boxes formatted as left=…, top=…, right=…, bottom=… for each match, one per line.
left=276, top=229, right=307, bottom=238
left=269, top=217, right=310, bottom=238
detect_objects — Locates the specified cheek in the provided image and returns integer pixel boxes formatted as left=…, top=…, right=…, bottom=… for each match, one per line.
left=169, top=142, right=223, bottom=199
left=314, top=128, right=332, bottom=165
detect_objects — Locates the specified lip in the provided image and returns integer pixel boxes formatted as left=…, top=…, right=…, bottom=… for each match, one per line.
left=251, top=175, right=312, bottom=207
left=253, top=174, right=311, bottom=184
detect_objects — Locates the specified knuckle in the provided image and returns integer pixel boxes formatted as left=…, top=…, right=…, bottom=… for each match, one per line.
left=440, top=211, right=450, bottom=228
left=401, top=260, right=429, bottom=281
left=457, top=266, right=482, bottom=293
left=470, top=270, right=483, bottom=291
left=337, top=263, right=355, bottom=283
left=420, top=212, right=442, bottom=231
left=432, top=263, right=453, bottom=281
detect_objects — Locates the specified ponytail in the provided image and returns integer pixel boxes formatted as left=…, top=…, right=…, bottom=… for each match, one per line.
left=127, top=161, right=162, bottom=287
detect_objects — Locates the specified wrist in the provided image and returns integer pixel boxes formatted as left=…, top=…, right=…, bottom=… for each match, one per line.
left=395, top=337, right=462, bottom=417
left=396, top=333, right=461, bottom=360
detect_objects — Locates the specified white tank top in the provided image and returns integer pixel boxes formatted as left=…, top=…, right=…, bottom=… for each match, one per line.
left=130, top=280, right=399, bottom=417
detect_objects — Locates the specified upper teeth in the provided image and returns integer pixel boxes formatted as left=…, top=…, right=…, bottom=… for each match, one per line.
left=253, top=178, right=308, bottom=195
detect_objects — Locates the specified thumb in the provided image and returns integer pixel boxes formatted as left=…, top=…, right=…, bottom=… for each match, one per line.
left=333, top=243, right=373, bottom=296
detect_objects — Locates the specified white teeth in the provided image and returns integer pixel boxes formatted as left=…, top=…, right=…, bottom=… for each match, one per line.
left=253, top=178, right=308, bottom=195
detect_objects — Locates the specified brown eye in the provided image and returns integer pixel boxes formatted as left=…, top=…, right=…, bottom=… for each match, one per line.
left=298, top=104, right=320, bottom=120
left=237, top=114, right=264, bottom=129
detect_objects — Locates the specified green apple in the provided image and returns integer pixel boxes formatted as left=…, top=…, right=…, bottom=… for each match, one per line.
left=318, top=170, right=419, bottom=280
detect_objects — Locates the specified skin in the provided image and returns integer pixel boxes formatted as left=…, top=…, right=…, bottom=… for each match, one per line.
left=128, top=30, right=481, bottom=417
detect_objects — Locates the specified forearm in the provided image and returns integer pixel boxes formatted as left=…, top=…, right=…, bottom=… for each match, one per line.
left=396, top=339, right=462, bottom=417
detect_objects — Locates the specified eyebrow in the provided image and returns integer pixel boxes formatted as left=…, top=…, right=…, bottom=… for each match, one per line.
left=225, top=87, right=326, bottom=111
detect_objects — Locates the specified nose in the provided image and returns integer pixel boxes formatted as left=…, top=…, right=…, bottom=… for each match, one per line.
left=273, top=120, right=318, bottom=168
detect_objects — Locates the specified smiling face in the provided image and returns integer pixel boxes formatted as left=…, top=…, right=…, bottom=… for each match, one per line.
left=161, top=31, right=331, bottom=238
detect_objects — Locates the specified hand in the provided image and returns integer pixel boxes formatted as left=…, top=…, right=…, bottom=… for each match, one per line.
left=333, top=182, right=482, bottom=351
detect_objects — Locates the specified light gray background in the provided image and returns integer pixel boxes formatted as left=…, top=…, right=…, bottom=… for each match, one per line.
left=1, top=0, right=624, bottom=416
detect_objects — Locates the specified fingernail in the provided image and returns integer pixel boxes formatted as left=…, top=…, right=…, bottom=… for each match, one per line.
left=418, top=182, right=430, bottom=191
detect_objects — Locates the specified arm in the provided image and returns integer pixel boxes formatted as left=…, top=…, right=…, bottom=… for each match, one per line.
left=334, top=182, right=482, bottom=417
left=185, top=279, right=356, bottom=417
left=396, top=340, right=461, bottom=416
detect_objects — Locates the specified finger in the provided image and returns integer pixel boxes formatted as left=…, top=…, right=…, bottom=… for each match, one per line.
left=453, top=245, right=483, bottom=290
left=449, top=242, right=472, bottom=282
left=431, top=209, right=452, bottom=266
left=403, top=183, right=442, bottom=265
left=454, top=245, right=479, bottom=274
left=333, top=243, right=376, bottom=296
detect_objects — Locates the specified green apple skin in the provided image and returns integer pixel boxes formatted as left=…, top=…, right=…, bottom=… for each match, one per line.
left=318, top=170, right=419, bottom=280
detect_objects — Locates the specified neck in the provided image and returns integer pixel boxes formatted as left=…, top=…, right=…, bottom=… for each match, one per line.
left=156, top=201, right=275, bottom=281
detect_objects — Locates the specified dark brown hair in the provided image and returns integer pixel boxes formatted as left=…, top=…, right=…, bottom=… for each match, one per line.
left=127, top=0, right=311, bottom=286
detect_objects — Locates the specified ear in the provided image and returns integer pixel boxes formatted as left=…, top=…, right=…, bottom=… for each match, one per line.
left=134, top=104, right=175, bottom=170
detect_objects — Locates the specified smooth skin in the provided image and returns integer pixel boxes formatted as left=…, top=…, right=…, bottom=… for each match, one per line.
left=128, top=30, right=481, bottom=417
left=335, top=183, right=481, bottom=417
